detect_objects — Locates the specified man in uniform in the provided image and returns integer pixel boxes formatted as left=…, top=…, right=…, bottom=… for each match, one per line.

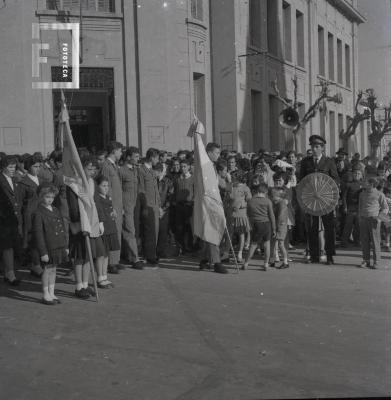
left=299, top=135, right=339, bottom=265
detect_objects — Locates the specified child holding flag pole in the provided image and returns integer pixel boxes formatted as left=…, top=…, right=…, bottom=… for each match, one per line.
left=59, top=91, right=100, bottom=301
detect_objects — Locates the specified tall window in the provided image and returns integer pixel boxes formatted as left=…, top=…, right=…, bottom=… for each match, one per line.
left=251, top=90, right=263, bottom=151
left=296, top=10, right=304, bottom=67
left=338, top=113, right=344, bottom=135
left=345, top=44, right=351, bottom=88
left=337, top=39, right=343, bottom=84
left=283, top=1, right=292, bottom=61
left=250, top=0, right=262, bottom=48
left=328, top=32, right=334, bottom=81
left=318, top=26, right=325, bottom=76
left=267, top=0, right=278, bottom=55
left=47, top=0, right=115, bottom=12
left=193, top=73, right=206, bottom=128
left=191, top=0, right=203, bottom=20
left=269, top=95, right=280, bottom=150
left=329, top=110, right=336, bottom=152
left=320, top=112, right=326, bottom=138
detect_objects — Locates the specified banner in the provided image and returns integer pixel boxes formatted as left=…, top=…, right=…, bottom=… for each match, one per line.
left=190, top=116, right=226, bottom=246
left=60, top=91, right=100, bottom=238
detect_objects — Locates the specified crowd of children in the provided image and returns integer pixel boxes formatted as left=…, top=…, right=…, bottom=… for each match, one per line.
left=0, top=143, right=390, bottom=305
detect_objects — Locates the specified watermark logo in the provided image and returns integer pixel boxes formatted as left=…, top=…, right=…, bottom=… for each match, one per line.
left=32, top=23, right=80, bottom=89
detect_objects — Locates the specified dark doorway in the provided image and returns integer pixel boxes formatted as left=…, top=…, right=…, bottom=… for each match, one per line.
left=52, top=67, right=115, bottom=151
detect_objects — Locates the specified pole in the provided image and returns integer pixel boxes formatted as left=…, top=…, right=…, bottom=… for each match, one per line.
left=225, top=226, right=239, bottom=274
left=85, top=235, right=99, bottom=302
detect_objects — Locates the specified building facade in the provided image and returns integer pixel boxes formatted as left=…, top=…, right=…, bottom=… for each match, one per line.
left=211, top=0, right=366, bottom=155
left=0, top=0, right=212, bottom=155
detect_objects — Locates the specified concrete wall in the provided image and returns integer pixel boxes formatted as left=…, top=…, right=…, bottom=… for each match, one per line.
left=0, top=0, right=128, bottom=155
left=0, top=0, right=213, bottom=155
left=136, top=0, right=213, bottom=153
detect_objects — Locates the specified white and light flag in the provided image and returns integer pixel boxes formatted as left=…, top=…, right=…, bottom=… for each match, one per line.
left=60, top=90, right=100, bottom=238
left=188, top=115, right=226, bottom=246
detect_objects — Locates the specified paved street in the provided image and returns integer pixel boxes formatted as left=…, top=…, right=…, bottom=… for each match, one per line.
left=1, top=248, right=391, bottom=400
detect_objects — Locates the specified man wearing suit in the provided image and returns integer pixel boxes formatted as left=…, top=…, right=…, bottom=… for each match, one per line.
left=119, top=147, right=144, bottom=270
left=299, top=135, right=339, bottom=265
left=138, top=148, right=160, bottom=267
left=101, top=141, right=125, bottom=274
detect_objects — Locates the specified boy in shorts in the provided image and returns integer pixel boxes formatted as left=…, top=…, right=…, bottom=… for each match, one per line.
left=243, top=183, right=276, bottom=270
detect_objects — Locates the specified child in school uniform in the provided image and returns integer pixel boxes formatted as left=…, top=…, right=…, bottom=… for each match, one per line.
left=243, top=183, right=276, bottom=271
left=358, top=177, right=389, bottom=269
left=67, top=156, right=106, bottom=299
left=32, top=184, right=68, bottom=305
left=269, top=187, right=289, bottom=269
left=94, top=175, right=120, bottom=288
left=228, top=171, right=252, bottom=262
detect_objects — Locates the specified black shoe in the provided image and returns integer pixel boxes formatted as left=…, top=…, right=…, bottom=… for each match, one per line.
left=108, top=265, right=120, bottom=274
left=115, top=263, right=126, bottom=270
left=145, top=260, right=159, bottom=269
left=41, top=298, right=56, bottom=305
left=131, top=261, right=144, bottom=270
left=86, top=286, right=96, bottom=297
left=221, top=257, right=230, bottom=264
left=326, top=256, right=334, bottom=265
left=75, top=288, right=90, bottom=299
left=277, top=262, right=289, bottom=269
left=4, top=277, right=21, bottom=286
left=199, top=259, right=209, bottom=270
left=269, top=262, right=276, bottom=268
left=119, top=259, right=133, bottom=266
left=30, top=269, right=43, bottom=278
left=214, top=263, right=228, bottom=274
left=309, top=258, right=320, bottom=264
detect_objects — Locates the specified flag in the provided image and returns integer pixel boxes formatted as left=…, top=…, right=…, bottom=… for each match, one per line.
left=190, top=116, right=226, bottom=246
left=60, top=90, right=100, bottom=238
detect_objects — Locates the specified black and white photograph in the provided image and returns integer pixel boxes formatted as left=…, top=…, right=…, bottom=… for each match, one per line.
left=0, top=0, right=391, bottom=399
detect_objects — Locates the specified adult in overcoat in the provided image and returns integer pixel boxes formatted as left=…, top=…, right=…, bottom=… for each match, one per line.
left=100, top=141, right=124, bottom=273
left=0, top=156, right=26, bottom=285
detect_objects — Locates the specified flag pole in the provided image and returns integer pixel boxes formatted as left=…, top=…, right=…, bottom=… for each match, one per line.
left=85, top=235, right=99, bottom=302
left=225, top=226, right=239, bottom=274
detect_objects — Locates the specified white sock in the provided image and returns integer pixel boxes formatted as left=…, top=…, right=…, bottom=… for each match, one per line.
left=237, top=251, right=242, bottom=259
left=82, top=281, right=88, bottom=289
left=76, top=283, right=83, bottom=291
left=6, top=270, right=16, bottom=281
left=43, top=286, right=52, bottom=300
left=49, top=284, right=57, bottom=299
left=98, top=275, right=104, bottom=283
left=102, top=275, right=107, bottom=281
left=284, top=258, right=288, bottom=264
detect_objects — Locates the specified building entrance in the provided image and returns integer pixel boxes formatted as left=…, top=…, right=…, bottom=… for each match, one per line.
left=52, top=67, right=115, bottom=151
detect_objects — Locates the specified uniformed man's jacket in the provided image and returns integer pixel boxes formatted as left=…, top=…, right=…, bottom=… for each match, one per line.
left=32, top=204, right=68, bottom=256
left=119, top=165, right=138, bottom=207
left=101, top=159, right=123, bottom=211
left=0, top=173, right=25, bottom=234
left=19, top=175, right=42, bottom=244
left=138, top=164, right=160, bottom=208
left=299, top=155, right=339, bottom=183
